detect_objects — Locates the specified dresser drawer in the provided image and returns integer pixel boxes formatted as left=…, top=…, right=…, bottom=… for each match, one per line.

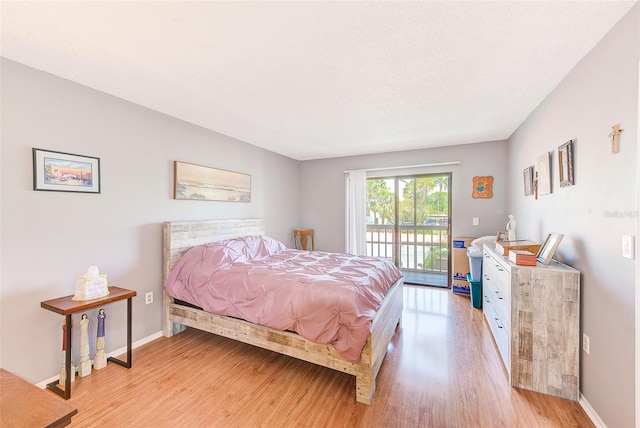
left=483, top=282, right=494, bottom=319
left=486, top=304, right=510, bottom=371
left=483, top=252, right=510, bottom=296
left=482, top=252, right=511, bottom=308
left=490, top=287, right=510, bottom=334
left=483, top=278, right=509, bottom=331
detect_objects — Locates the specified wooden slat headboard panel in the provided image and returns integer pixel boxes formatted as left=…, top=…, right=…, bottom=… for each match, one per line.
left=162, top=218, right=265, bottom=285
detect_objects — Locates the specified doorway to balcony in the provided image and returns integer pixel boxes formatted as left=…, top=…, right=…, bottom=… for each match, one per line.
left=366, top=173, right=451, bottom=287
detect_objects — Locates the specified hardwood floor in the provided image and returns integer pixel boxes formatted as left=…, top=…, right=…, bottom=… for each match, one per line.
left=63, top=286, right=593, bottom=427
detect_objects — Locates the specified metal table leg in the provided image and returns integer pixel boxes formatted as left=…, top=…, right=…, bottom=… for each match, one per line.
left=107, top=297, right=132, bottom=368
left=46, top=314, right=71, bottom=399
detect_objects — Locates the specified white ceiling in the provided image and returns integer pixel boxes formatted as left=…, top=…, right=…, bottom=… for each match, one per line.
left=1, top=1, right=636, bottom=161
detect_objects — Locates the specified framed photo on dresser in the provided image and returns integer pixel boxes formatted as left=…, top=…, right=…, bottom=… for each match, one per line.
left=536, top=233, right=564, bottom=265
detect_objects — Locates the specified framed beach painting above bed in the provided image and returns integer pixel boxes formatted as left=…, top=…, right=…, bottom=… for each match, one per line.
left=174, top=161, right=251, bottom=202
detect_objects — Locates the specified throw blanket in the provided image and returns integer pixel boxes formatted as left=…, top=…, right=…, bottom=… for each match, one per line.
left=166, top=235, right=403, bottom=362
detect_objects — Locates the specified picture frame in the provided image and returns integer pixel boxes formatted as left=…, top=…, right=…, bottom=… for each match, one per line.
left=496, top=231, right=507, bottom=242
left=536, top=152, right=551, bottom=196
left=523, top=166, right=534, bottom=196
left=536, top=232, right=564, bottom=265
left=558, top=139, right=574, bottom=187
left=174, top=161, right=251, bottom=202
left=472, top=176, right=493, bottom=199
left=32, top=148, right=100, bottom=193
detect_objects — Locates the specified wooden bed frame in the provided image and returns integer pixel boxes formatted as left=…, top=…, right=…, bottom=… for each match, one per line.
left=162, top=219, right=403, bottom=404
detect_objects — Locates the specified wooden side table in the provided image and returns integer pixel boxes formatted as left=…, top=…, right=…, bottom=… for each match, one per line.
left=41, top=286, right=137, bottom=399
left=1, top=368, right=78, bottom=427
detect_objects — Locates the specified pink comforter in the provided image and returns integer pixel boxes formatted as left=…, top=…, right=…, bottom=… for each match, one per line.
left=166, top=235, right=403, bottom=362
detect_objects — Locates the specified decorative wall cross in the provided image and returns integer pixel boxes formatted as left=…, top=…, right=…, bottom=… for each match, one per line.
left=609, top=124, right=624, bottom=153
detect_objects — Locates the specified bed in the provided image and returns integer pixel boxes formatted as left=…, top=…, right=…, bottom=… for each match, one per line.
left=162, top=218, right=403, bottom=404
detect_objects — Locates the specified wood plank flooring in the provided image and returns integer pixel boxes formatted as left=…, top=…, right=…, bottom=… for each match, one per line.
left=62, top=286, right=593, bottom=427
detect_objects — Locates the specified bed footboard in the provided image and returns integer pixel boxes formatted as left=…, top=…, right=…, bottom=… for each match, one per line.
left=355, top=277, right=403, bottom=404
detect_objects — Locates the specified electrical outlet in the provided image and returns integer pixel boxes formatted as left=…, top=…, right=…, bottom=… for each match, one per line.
left=582, top=333, right=590, bottom=354
left=473, top=217, right=479, bottom=226
left=145, top=291, right=153, bottom=305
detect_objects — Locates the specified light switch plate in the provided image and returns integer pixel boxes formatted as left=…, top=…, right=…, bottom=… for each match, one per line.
left=472, top=217, right=479, bottom=226
left=622, top=235, right=635, bottom=259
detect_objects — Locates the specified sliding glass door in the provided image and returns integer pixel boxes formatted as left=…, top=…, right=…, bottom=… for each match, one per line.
left=366, top=173, right=451, bottom=287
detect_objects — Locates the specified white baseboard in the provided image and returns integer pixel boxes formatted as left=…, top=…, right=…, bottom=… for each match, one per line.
left=36, top=330, right=163, bottom=389
left=580, top=393, right=607, bottom=428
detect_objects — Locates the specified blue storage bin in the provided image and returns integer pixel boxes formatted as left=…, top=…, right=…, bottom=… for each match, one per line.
left=469, top=256, right=483, bottom=282
left=467, top=273, right=482, bottom=309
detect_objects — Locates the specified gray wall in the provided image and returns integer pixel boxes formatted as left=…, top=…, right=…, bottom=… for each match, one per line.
left=0, top=58, right=301, bottom=383
left=507, top=5, right=639, bottom=427
left=299, top=140, right=509, bottom=253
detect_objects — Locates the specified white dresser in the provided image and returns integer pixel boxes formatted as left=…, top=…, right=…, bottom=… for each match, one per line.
left=482, top=243, right=580, bottom=400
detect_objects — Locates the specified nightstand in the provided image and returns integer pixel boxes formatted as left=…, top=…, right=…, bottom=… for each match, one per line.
left=41, top=286, right=137, bottom=399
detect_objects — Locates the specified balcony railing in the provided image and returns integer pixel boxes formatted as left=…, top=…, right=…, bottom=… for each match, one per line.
left=366, top=224, right=449, bottom=275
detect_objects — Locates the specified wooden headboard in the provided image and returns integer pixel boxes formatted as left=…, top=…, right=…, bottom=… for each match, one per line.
left=162, top=218, right=265, bottom=286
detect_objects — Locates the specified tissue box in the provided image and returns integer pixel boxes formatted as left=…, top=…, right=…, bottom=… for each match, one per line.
left=72, top=274, right=109, bottom=301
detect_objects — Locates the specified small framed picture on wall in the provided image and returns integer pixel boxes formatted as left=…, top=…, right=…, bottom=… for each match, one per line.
left=558, top=140, right=574, bottom=187
left=32, top=148, right=100, bottom=194
left=523, top=166, right=534, bottom=196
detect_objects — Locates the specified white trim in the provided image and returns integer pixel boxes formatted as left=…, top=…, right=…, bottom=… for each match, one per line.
left=580, top=393, right=608, bottom=428
left=36, top=330, right=163, bottom=388
left=635, top=59, right=640, bottom=428
left=344, top=161, right=460, bottom=173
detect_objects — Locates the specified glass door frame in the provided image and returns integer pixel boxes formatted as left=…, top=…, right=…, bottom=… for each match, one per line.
left=366, top=172, right=452, bottom=287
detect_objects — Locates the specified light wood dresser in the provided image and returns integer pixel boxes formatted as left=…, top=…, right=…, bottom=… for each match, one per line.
left=482, top=243, right=580, bottom=400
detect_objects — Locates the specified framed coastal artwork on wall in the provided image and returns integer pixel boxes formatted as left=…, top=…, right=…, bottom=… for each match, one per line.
left=174, top=161, right=251, bottom=202
left=558, top=140, right=574, bottom=187
left=472, top=176, right=493, bottom=199
left=523, top=166, right=534, bottom=196
left=536, top=152, right=551, bottom=196
left=32, top=148, right=101, bottom=193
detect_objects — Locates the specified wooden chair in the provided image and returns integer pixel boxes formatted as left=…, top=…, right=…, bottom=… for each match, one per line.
left=293, top=229, right=315, bottom=251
